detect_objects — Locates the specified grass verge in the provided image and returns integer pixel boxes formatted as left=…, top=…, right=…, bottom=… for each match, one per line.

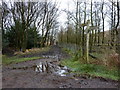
left=14, top=47, right=50, bottom=56
left=61, top=57, right=119, bottom=81
left=61, top=46, right=119, bottom=81
left=2, top=47, right=50, bottom=65
left=2, top=55, right=43, bottom=65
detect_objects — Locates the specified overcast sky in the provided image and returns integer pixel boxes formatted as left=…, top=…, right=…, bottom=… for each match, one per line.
left=56, top=0, right=75, bottom=28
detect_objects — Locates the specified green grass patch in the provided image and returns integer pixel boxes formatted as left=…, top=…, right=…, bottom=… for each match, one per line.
left=2, top=47, right=50, bottom=65
left=61, top=58, right=119, bottom=81
left=62, top=48, right=74, bottom=55
left=2, top=55, right=43, bottom=65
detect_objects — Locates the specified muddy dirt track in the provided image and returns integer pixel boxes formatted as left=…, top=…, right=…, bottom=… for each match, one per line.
left=2, top=45, right=119, bottom=88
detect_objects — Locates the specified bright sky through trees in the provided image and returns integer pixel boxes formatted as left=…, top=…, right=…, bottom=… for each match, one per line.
left=1, top=0, right=117, bottom=31
left=56, top=0, right=111, bottom=31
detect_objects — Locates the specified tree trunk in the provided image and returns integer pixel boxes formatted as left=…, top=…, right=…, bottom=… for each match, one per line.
left=101, top=1, right=105, bottom=44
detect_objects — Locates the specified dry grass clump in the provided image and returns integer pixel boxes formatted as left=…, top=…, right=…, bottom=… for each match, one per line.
left=89, top=47, right=119, bottom=68
left=14, top=47, right=50, bottom=55
left=107, top=52, right=119, bottom=68
left=101, top=49, right=119, bottom=68
left=14, top=51, right=24, bottom=55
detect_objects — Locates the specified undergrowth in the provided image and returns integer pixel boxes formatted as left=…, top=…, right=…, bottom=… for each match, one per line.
left=61, top=58, right=119, bottom=80
left=61, top=47, right=119, bottom=81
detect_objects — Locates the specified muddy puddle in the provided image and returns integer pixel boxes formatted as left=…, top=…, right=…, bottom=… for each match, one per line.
left=36, top=55, right=70, bottom=76
left=9, top=55, right=70, bottom=77
left=35, top=61, right=70, bottom=76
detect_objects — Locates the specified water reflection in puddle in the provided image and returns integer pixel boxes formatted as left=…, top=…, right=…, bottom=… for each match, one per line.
left=35, top=62, right=43, bottom=72
left=35, top=61, right=69, bottom=77
left=35, top=61, right=49, bottom=73
left=55, top=69, right=66, bottom=76
left=42, top=55, right=61, bottom=61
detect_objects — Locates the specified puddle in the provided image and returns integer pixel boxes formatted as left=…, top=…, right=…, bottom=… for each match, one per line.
left=35, top=61, right=70, bottom=76
left=35, top=62, right=43, bottom=72
left=55, top=69, right=66, bottom=76
left=35, top=61, right=50, bottom=73
left=42, top=55, right=61, bottom=61
left=10, top=54, right=70, bottom=77
left=54, top=66, right=70, bottom=76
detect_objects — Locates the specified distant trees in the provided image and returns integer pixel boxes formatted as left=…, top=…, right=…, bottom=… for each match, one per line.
left=6, top=2, right=40, bottom=51
left=2, top=1, right=59, bottom=52
left=58, top=0, right=119, bottom=63
left=1, top=2, right=10, bottom=48
left=39, top=2, right=59, bottom=47
left=2, top=0, right=119, bottom=56
left=108, top=0, right=120, bottom=48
